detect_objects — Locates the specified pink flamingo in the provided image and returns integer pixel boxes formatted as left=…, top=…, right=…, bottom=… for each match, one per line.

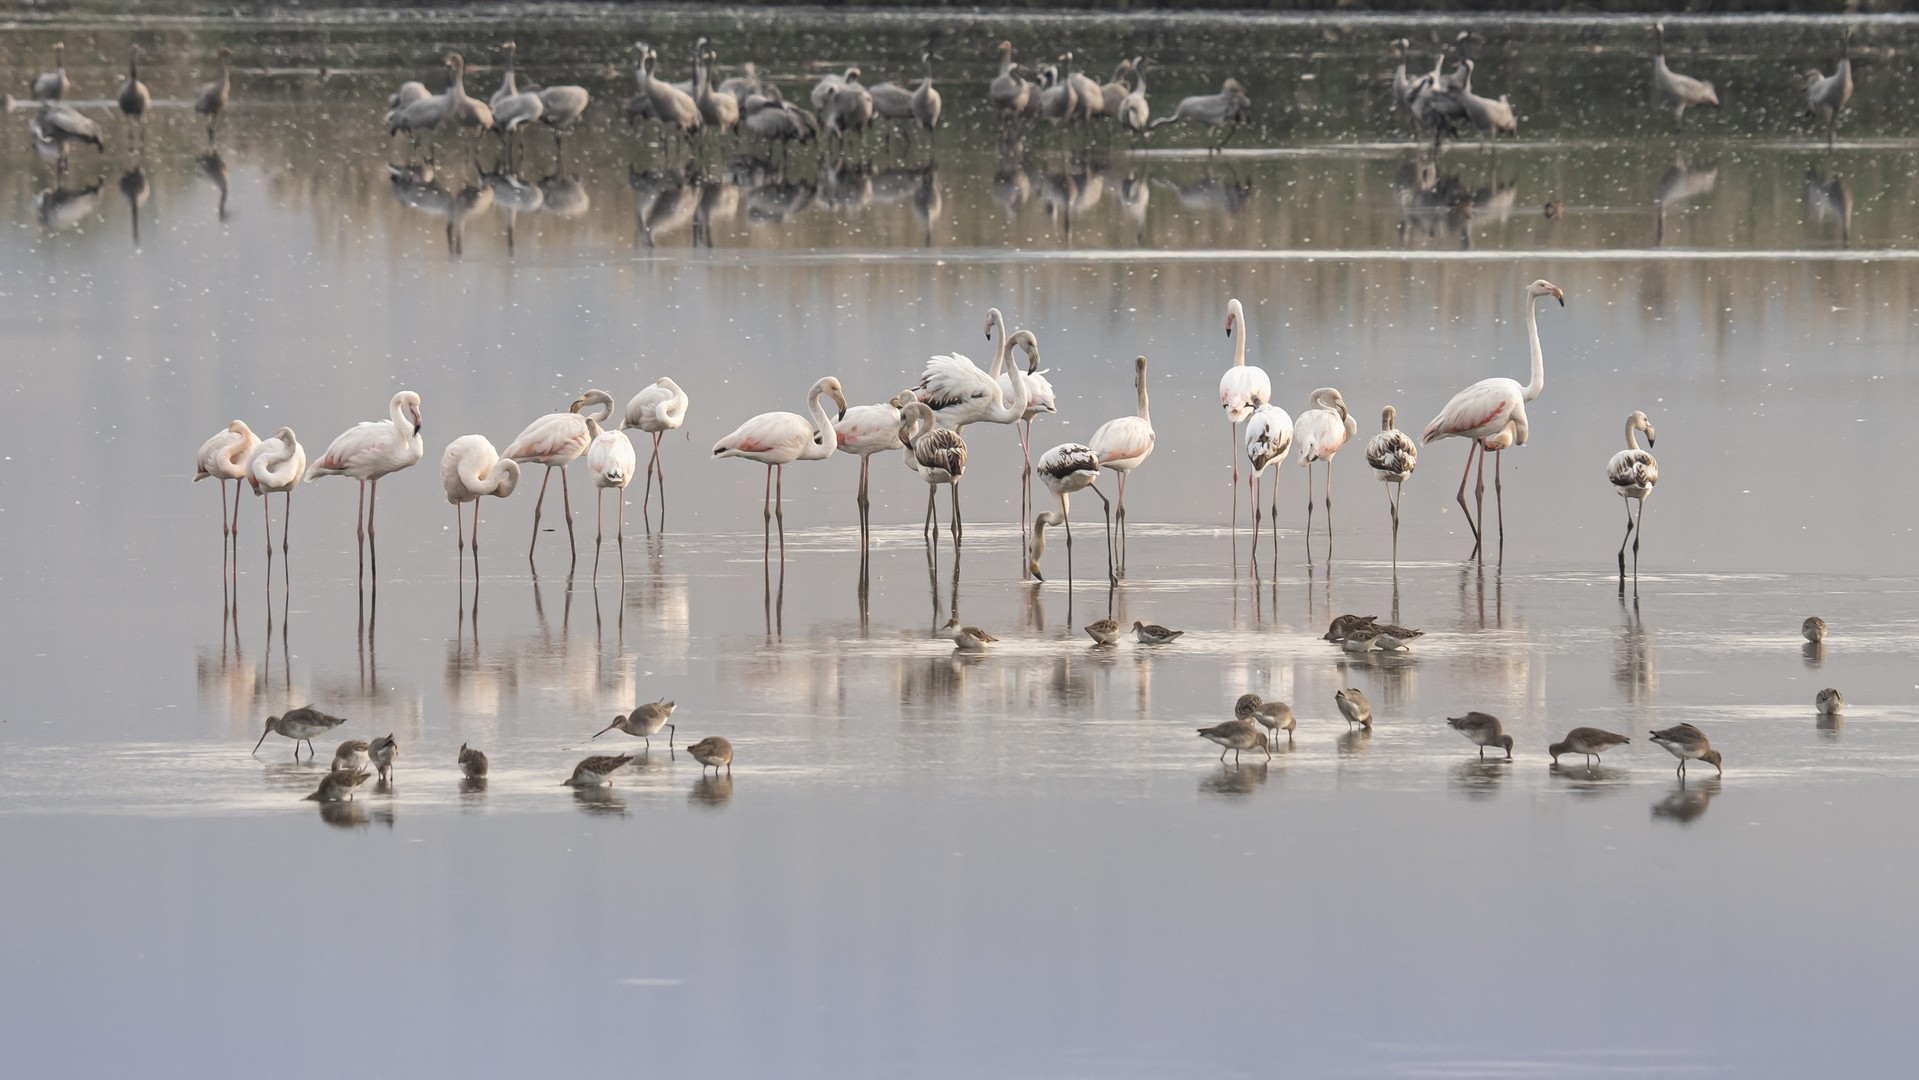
left=502, top=389, right=615, bottom=565
left=621, top=377, right=688, bottom=518
left=712, top=377, right=849, bottom=563
left=1088, top=356, right=1156, bottom=576
left=440, top=434, right=521, bottom=556
left=1219, top=298, right=1271, bottom=553
left=587, top=429, right=637, bottom=547
left=194, top=420, right=258, bottom=552
left=1421, top=279, right=1562, bottom=557
left=306, top=391, right=424, bottom=578
left=1293, top=387, right=1357, bottom=544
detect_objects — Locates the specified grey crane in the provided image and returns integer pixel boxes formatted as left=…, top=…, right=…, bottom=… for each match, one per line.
left=32, top=42, right=70, bottom=101
left=194, top=47, right=233, bottom=144
left=1803, top=27, right=1853, bottom=145
left=117, top=44, right=150, bottom=140
left=1652, top=23, right=1719, bottom=130
left=1147, top=77, right=1251, bottom=152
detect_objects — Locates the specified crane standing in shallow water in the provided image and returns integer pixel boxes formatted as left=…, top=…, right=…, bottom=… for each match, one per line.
left=1803, top=26, right=1854, bottom=146
left=1652, top=23, right=1719, bottom=131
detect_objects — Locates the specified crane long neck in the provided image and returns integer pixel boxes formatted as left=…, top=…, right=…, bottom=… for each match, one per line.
left=1522, top=294, right=1545, bottom=402
left=129, top=51, right=139, bottom=80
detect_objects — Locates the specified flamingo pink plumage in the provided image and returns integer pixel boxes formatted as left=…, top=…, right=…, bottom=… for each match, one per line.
left=1220, top=298, right=1272, bottom=558
left=587, top=429, right=637, bottom=547
left=440, top=434, right=521, bottom=556
left=503, top=389, right=615, bottom=564
left=834, top=390, right=910, bottom=546
left=306, top=391, right=424, bottom=578
left=1293, top=387, right=1357, bottom=545
left=195, top=419, right=259, bottom=554
left=1089, top=355, right=1155, bottom=576
left=712, top=376, right=849, bottom=563
left=1422, top=278, right=1563, bottom=558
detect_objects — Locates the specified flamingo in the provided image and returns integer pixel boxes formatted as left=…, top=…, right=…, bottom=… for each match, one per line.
left=502, top=389, right=616, bottom=564
left=195, top=420, right=260, bottom=547
left=1244, top=402, right=1293, bottom=572
left=834, top=390, right=910, bottom=545
left=1088, top=356, right=1155, bottom=576
left=622, top=376, right=689, bottom=518
left=306, top=391, right=425, bottom=577
left=587, top=429, right=637, bottom=548
left=712, top=377, right=849, bottom=562
left=1421, top=278, right=1563, bottom=558
left=897, top=400, right=968, bottom=545
left=440, top=435, right=522, bottom=556
left=1027, top=442, right=1115, bottom=587
left=1365, top=406, right=1418, bottom=567
left=245, top=427, right=306, bottom=558
left=991, top=331, right=1049, bottom=574
left=914, top=308, right=1031, bottom=432
left=1293, top=387, right=1357, bottom=544
left=1220, top=298, right=1272, bottom=552
left=1607, top=411, right=1659, bottom=591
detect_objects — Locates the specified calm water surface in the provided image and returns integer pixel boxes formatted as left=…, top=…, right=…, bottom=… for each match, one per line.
left=3, top=8, right=1918, bottom=1077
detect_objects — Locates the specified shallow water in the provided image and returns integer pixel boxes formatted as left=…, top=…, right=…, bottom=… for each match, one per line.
left=3, top=8, right=1918, bottom=1077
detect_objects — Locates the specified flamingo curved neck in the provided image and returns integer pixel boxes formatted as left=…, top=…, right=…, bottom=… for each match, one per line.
left=1522, top=294, right=1546, bottom=402
left=804, top=387, right=839, bottom=459
left=1625, top=419, right=1642, bottom=451
left=1135, top=374, right=1151, bottom=425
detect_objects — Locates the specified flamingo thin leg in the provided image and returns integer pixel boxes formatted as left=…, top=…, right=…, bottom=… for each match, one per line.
left=528, top=466, right=553, bottom=561
left=1454, top=443, right=1481, bottom=554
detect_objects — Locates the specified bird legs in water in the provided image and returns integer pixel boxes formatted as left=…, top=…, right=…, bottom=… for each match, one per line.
left=1230, top=422, right=1240, bottom=573
left=642, top=431, right=667, bottom=522
left=1250, top=468, right=1282, bottom=579
left=526, top=464, right=579, bottom=566
left=762, top=464, right=786, bottom=565
left=1386, top=480, right=1404, bottom=570
left=1112, top=472, right=1133, bottom=577
left=353, top=478, right=386, bottom=582
left=1618, top=497, right=1645, bottom=594
left=856, top=456, right=873, bottom=551
left=922, top=482, right=963, bottom=550
left=1454, top=442, right=1484, bottom=558
left=1302, top=461, right=1335, bottom=554
left=1470, top=448, right=1506, bottom=560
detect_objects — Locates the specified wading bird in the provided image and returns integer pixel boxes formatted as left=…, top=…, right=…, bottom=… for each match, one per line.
left=32, top=42, right=70, bottom=101
left=587, top=428, right=637, bottom=548
left=502, top=389, right=616, bottom=564
left=1028, top=442, right=1115, bottom=587
left=1147, top=77, right=1251, bottom=151
left=306, top=391, right=425, bottom=576
left=1293, top=388, right=1357, bottom=544
left=1089, top=356, right=1155, bottom=575
left=898, top=400, right=969, bottom=544
left=1422, top=279, right=1563, bottom=558
left=1244, top=402, right=1293, bottom=572
left=712, top=377, right=848, bottom=562
left=245, top=426, right=307, bottom=558
left=1220, top=298, right=1273, bottom=549
left=1652, top=23, right=1719, bottom=130
left=834, top=391, right=909, bottom=546
left=195, top=420, right=260, bottom=550
left=1607, top=411, right=1658, bottom=590
left=1650, top=723, right=1722, bottom=778
left=440, top=435, right=522, bottom=556
left=622, top=377, right=689, bottom=518
left=1803, top=27, right=1853, bottom=145
left=1365, top=406, right=1418, bottom=566
left=194, top=48, right=234, bottom=143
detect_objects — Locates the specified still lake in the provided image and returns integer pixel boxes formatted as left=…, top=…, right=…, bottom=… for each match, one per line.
left=3, top=8, right=1917, bottom=1077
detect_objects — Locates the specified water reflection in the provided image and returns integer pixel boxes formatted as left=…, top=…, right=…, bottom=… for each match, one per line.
left=1802, top=641, right=1826, bottom=669
left=1806, top=159, right=1853, bottom=248
left=1200, top=760, right=1269, bottom=797
left=1450, top=759, right=1512, bottom=798
left=1653, top=148, right=1717, bottom=247
left=34, top=180, right=102, bottom=231
left=1651, top=778, right=1720, bottom=824
left=119, top=166, right=148, bottom=246
left=1548, top=763, right=1629, bottom=794
left=317, top=800, right=369, bottom=829
left=1614, top=596, right=1657, bottom=703
left=1817, top=712, right=1844, bottom=738
left=690, top=774, right=734, bottom=808
left=195, top=149, right=229, bottom=222
left=572, top=787, right=627, bottom=815
left=483, top=169, right=543, bottom=253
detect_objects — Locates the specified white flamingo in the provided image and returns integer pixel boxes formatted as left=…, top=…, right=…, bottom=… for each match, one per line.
left=1027, top=442, right=1114, bottom=587
left=1088, top=355, right=1155, bottom=576
left=712, top=377, right=849, bottom=562
left=898, top=400, right=968, bottom=544
left=1607, top=411, right=1658, bottom=590
left=622, top=376, right=688, bottom=517
left=306, top=391, right=425, bottom=575
left=587, top=429, right=637, bottom=547
left=1365, top=406, right=1419, bottom=567
left=245, top=427, right=306, bottom=558
left=1243, top=402, right=1293, bottom=572
left=195, top=420, right=259, bottom=548
left=1422, top=279, right=1563, bottom=557
left=440, top=434, right=522, bottom=555
left=834, top=390, right=911, bottom=544
left=1220, top=298, right=1272, bottom=551
left=1293, top=387, right=1357, bottom=544
left=502, top=389, right=615, bottom=564
left=915, top=308, right=1032, bottom=432
left=996, top=332, right=1056, bottom=557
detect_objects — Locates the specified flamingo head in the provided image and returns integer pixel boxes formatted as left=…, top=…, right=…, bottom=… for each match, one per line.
left=1628, top=410, right=1656, bottom=448
left=1527, top=279, right=1565, bottom=305
left=492, top=457, right=523, bottom=498
left=1226, top=297, right=1242, bottom=337
left=395, top=391, right=423, bottom=435
left=984, top=306, right=1004, bottom=341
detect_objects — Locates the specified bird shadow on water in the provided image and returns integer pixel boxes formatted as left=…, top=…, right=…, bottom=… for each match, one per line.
left=690, top=774, right=733, bottom=808
left=1200, top=760, right=1270, bottom=798
left=1449, top=759, right=1512, bottom=798
left=1547, top=763, right=1630, bottom=796
left=573, top=787, right=627, bottom=816
left=1651, top=777, right=1720, bottom=824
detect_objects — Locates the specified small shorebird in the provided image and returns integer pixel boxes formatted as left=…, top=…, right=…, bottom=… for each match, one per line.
left=1548, top=727, right=1630, bottom=768
left=1802, top=616, right=1828, bottom=644
left=1335, top=688, right=1373, bottom=730
left=1447, top=712, right=1514, bottom=759
left=1341, top=629, right=1380, bottom=654
left=457, top=743, right=489, bottom=779
left=253, top=706, right=349, bottom=757
left=331, top=739, right=372, bottom=773
left=688, top=736, right=734, bottom=775
left=1132, top=621, right=1183, bottom=644
left=306, top=767, right=372, bottom=803
left=943, top=618, right=997, bottom=652
left=1650, top=723, right=1722, bottom=777
left=564, top=754, right=633, bottom=788
left=593, top=699, right=678, bottom=748
left=1816, top=688, right=1844, bottom=715
left=1196, top=717, right=1271, bottom=763
left=369, top=734, right=398, bottom=781
left=1236, top=693, right=1296, bottom=744
left=1370, top=624, right=1424, bottom=651
left=1083, top=619, right=1119, bottom=646
left=1323, top=614, right=1377, bottom=642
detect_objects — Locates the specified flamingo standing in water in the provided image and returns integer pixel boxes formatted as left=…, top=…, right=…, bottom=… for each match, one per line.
left=1244, top=402, right=1293, bottom=572
left=195, top=420, right=259, bottom=552
left=712, top=377, right=849, bottom=562
left=1089, top=355, right=1156, bottom=576
left=997, top=333, right=1056, bottom=575
left=1607, top=411, right=1658, bottom=591
left=587, top=428, right=637, bottom=548
left=1422, top=278, right=1563, bottom=558
left=440, top=434, right=522, bottom=556
left=898, top=400, right=969, bottom=545
left=245, top=427, right=306, bottom=559
left=834, top=390, right=911, bottom=546
left=1220, top=298, right=1272, bottom=554
left=622, top=377, right=688, bottom=518
left=915, top=308, right=1021, bottom=432
left=306, top=391, right=425, bottom=577
left=1365, top=405, right=1418, bottom=568
left=1027, top=442, right=1115, bottom=587
left=1293, top=387, right=1357, bottom=545
left=502, top=389, right=616, bottom=565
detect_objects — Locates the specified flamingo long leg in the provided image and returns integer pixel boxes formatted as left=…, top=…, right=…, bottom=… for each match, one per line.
left=1494, top=449, right=1505, bottom=551
left=455, top=502, right=464, bottom=552
left=1249, top=469, right=1261, bottom=572
left=1632, top=499, right=1643, bottom=582
left=595, top=488, right=605, bottom=547
left=263, top=491, right=272, bottom=557
left=472, top=499, right=482, bottom=556
left=762, top=465, right=773, bottom=562
left=1472, top=447, right=1488, bottom=560
left=950, top=481, right=962, bottom=541
left=1618, top=499, right=1633, bottom=584
left=559, top=466, right=576, bottom=557
left=219, top=478, right=231, bottom=539
left=775, top=465, right=786, bottom=564
left=1086, top=484, right=1116, bottom=585
left=1269, top=466, right=1280, bottom=581
left=528, top=466, right=553, bottom=561
left=1230, top=422, right=1239, bottom=562
left=1454, top=442, right=1481, bottom=553
left=368, top=479, right=380, bottom=579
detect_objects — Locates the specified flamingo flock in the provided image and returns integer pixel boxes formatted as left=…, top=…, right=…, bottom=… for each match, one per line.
left=195, top=279, right=1670, bottom=597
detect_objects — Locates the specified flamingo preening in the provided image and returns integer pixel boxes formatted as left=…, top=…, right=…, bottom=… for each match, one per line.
left=622, top=377, right=689, bottom=520
left=1243, top=402, right=1292, bottom=574
left=1365, top=406, right=1418, bottom=568
left=502, top=389, right=616, bottom=565
left=440, top=434, right=522, bottom=558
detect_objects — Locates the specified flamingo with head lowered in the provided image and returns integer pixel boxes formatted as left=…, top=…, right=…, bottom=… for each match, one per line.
left=713, top=377, right=849, bottom=563
left=195, top=420, right=259, bottom=552
left=440, top=434, right=521, bottom=558
left=622, top=377, right=689, bottom=519
left=1422, top=278, right=1563, bottom=558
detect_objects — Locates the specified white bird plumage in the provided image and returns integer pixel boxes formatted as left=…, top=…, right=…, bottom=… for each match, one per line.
left=440, top=434, right=521, bottom=555
left=306, top=391, right=425, bottom=570
left=587, top=429, right=637, bottom=546
left=1608, top=411, right=1659, bottom=590
left=1244, top=402, right=1293, bottom=571
left=1028, top=442, right=1115, bottom=586
left=196, top=419, right=260, bottom=546
left=712, top=376, right=849, bottom=562
left=1366, top=405, right=1418, bottom=566
left=502, top=389, right=615, bottom=563
left=1293, top=387, right=1357, bottom=542
left=622, top=376, right=688, bottom=519
left=835, top=390, right=910, bottom=544
left=1089, top=355, right=1155, bottom=575
left=1220, top=296, right=1273, bottom=555
left=245, top=427, right=306, bottom=559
